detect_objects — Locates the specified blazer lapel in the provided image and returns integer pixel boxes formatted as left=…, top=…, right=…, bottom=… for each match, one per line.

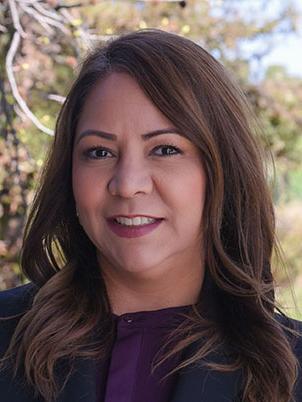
left=55, top=350, right=242, bottom=402
left=54, top=340, right=243, bottom=402
left=170, top=343, right=243, bottom=402
left=170, top=364, right=242, bottom=402
left=56, top=358, right=98, bottom=402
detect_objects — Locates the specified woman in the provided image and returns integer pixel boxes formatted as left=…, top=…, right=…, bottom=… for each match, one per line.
left=0, top=29, right=301, bottom=402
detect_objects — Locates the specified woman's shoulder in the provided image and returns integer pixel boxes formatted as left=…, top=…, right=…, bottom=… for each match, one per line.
left=275, top=312, right=302, bottom=328
left=275, top=313, right=302, bottom=359
left=0, top=282, right=38, bottom=317
left=0, top=283, right=38, bottom=357
left=275, top=312, right=302, bottom=334
left=276, top=313, right=302, bottom=398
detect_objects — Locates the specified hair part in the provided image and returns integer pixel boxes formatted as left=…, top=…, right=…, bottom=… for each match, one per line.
left=0, top=29, right=300, bottom=402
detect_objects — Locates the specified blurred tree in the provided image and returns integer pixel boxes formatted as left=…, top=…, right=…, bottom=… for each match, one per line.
left=0, top=0, right=301, bottom=289
left=252, top=66, right=302, bottom=203
left=0, top=0, right=82, bottom=288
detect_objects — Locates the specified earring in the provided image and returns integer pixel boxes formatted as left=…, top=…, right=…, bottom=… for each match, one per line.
left=76, top=210, right=82, bottom=226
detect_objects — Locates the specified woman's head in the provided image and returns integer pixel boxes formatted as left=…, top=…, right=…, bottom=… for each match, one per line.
left=72, top=72, right=206, bottom=288
left=23, top=29, right=274, bottom=297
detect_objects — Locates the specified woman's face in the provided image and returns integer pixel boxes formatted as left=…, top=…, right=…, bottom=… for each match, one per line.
left=72, top=72, right=206, bottom=280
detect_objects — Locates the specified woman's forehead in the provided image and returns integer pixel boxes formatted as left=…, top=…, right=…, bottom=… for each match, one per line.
left=75, top=72, right=175, bottom=141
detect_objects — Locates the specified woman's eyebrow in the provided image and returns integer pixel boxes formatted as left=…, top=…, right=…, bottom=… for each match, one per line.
left=75, top=128, right=184, bottom=144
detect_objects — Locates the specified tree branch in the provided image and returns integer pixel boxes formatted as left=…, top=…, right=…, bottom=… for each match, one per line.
left=8, top=0, right=26, bottom=37
left=5, top=32, right=54, bottom=136
left=47, top=94, right=66, bottom=104
left=54, top=2, right=82, bottom=11
left=32, top=1, right=64, bottom=22
left=20, top=3, right=70, bottom=35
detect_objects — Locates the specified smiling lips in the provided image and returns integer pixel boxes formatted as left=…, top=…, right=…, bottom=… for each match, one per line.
left=106, top=215, right=164, bottom=238
left=112, top=216, right=163, bottom=227
left=108, top=215, right=163, bottom=225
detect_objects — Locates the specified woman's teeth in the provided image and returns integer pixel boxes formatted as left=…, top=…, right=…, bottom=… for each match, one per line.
left=114, top=216, right=157, bottom=226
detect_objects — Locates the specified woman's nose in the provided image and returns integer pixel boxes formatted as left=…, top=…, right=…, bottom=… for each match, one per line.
left=107, top=156, right=153, bottom=198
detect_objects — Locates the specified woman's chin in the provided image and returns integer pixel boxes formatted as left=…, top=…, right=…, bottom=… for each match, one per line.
left=114, top=257, right=169, bottom=279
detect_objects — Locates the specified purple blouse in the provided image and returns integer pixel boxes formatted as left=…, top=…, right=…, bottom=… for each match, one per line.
left=97, top=305, right=192, bottom=402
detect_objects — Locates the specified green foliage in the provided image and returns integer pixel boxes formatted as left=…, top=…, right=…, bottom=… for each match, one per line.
left=273, top=202, right=302, bottom=319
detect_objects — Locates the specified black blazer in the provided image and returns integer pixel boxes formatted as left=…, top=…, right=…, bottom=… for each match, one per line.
left=0, top=283, right=301, bottom=402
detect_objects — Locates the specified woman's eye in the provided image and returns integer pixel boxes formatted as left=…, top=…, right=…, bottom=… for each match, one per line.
left=82, top=144, right=182, bottom=160
left=152, top=145, right=182, bottom=156
left=84, top=147, right=114, bottom=159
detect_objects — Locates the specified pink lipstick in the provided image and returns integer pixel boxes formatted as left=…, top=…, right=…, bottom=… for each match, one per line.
left=106, top=218, right=163, bottom=238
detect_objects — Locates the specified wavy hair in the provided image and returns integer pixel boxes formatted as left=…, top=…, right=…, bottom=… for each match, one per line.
left=0, top=29, right=300, bottom=402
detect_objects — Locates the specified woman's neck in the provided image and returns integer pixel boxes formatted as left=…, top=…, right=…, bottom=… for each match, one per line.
left=101, top=259, right=205, bottom=316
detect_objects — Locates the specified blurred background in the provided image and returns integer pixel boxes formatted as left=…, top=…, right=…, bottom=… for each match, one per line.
left=0, top=0, right=301, bottom=318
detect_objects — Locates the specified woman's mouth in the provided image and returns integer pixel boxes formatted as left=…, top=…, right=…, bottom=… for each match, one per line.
left=106, top=216, right=164, bottom=238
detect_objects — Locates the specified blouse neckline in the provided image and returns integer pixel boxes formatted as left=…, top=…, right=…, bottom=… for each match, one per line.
left=111, top=304, right=193, bottom=329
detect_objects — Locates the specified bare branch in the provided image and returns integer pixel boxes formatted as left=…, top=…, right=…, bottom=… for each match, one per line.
left=20, top=3, right=70, bottom=36
left=15, top=0, right=40, bottom=4
left=8, top=0, right=26, bottom=37
left=83, top=33, right=117, bottom=42
left=32, top=1, right=64, bottom=22
left=47, top=94, right=66, bottom=104
left=6, top=32, right=54, bottom=136
left=54, top=3, right=82, bottom=11
left=17, top=1, right=55, bottom=35
left=0, top=24, right=8, bottom=33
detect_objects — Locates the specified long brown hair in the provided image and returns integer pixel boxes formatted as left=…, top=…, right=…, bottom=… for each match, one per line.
left=1, top=29, right=300, bottom=402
